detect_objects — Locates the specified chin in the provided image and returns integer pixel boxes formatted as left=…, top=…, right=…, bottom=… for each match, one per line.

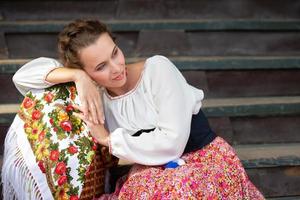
left=117, top=79, right=127, bottom=87
left=111, top=78, right=127, bottom=88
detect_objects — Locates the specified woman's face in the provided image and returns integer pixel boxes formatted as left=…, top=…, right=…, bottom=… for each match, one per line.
left=79, top=33, right=127, bottom=90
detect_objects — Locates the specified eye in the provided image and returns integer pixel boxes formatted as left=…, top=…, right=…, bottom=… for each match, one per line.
left=96, top=64, right=105, bottom=71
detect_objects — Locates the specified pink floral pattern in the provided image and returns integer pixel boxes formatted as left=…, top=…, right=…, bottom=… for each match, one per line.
left=100, top=137, right=264, bottom=200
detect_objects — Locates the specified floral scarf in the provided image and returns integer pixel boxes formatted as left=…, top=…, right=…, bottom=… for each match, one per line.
left=16, top=83, right=117, bottom=199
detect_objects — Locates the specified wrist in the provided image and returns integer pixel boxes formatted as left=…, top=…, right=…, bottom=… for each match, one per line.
left=103, top=136, right=110, bottom=147
left=72, top=69, right=86, bottom=83
left=94, top=126, right=110, bottom=147
left=96, top=135, right=109, bottom=147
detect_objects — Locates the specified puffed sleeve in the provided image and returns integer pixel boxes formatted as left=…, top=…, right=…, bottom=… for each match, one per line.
left=109, top=55, right=204, bottom=165
left=12, top=57, right=62, bottom=96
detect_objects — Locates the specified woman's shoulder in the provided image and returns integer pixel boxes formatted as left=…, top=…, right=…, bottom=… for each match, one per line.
left=146, top=55, right=180, bottom=80
left=129, top=55, right=169, bottom=68
left=146, top=55, right=171, bottom=65
left=127, top=55, right=171, bottom=78
left=144, top=55, right=175, bottom=73
left=126, top=55, right=175, bottom=88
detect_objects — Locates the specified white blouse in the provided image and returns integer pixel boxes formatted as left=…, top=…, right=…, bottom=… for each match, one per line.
left=12, top=55, right=204, bottom=165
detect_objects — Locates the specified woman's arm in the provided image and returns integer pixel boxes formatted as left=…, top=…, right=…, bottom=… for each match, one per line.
left=13, top=57, right=62, bottom=96
left=13, top=57, right=104, bottom=124
left=45, top=66, right=82, bottom=84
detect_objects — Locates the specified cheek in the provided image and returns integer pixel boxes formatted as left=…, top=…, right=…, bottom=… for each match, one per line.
left=118, top=49, right=126, bottom=64
left=89, top=72, right=109, bottom=85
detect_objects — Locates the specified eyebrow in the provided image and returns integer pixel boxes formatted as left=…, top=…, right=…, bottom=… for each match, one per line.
left=94, top=45, right=117, bottom=70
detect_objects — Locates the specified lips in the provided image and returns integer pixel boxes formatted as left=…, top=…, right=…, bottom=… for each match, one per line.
left=113, top=70, right=125, bottom=81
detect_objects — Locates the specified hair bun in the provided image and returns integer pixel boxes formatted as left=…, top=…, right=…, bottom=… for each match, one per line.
left=57, top=19, right=113, bottom=69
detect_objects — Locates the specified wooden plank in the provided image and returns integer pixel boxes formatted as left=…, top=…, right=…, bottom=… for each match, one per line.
left=231, top=116, right=300, bottom=144
left=1, top=96, right=300, bottom=116
left=236, top=143, right=300, bottom=168
left=0, top=20, right=300, bottom=33
left=203, top=96, right=300, bottom=117
left=0, top=32, right=8, bottom=59
left=247, top=166, right=300, bottom=197
left=1, top=56, right=300, bottom=74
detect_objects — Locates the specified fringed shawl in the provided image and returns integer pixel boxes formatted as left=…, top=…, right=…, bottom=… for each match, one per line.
left=2, top=83, right=118, bottom=200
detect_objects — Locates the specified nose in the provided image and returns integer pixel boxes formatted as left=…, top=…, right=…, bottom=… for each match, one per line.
left=110, top=59, right=122, bottom=74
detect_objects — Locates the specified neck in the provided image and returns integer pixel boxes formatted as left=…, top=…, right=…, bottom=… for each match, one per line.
left=106, top=81, right=130, bottom=97
left=105, top=61, right=144, bottom=97
left=106, top=87, right=126, bottom=97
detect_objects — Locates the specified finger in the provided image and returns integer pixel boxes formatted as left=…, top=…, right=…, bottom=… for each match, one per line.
left=88, top=113, right=93, bottom=122
left=99, top=109, right=105, bottom=125
left=97, top=91, right=106, bottom=124
left=89, top=103, right=99, bottom=124
left=87, top=113, right=97, bottom=127
left=81, top=100, right=89, bottom=119
left=100, top=102, right=105, bottom=123
left=73, top=112, right=84, bottom=121
left=72, top=104, right=84, bottom=113
left=94, top=100, right=105, bottom=124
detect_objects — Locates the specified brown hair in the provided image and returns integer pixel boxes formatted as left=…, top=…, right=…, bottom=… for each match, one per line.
left=58, top=19, right=114, bottom=68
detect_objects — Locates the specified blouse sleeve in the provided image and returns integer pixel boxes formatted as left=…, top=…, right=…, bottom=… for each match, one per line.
left=109, top=55, right=204, bottom=165
left=13, top=57, right=62, bottom=96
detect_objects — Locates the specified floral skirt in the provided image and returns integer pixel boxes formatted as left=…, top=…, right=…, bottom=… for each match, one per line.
left=99, top=137, right=265, bottom=200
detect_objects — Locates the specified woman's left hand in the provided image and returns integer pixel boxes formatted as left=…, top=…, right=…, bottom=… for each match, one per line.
left=73, top=106, right=109, bottom=147
left=73, top=70, right=105, bottom=125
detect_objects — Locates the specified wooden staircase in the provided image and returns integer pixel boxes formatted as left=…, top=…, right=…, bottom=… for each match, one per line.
left=0, top=0, right=300, bottom=199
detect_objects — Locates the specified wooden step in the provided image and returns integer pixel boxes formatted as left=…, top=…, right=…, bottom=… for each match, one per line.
left=267, top=196, right=300, bottom=200
left=203, top=96, right=300, bottom=117
left=2, top=30, right=300, bottom=59
left=1, top=57, right=300, bottom=103
left=1, top=96, right=300, bottom=146
left=1, top=113, right=300, bottom=147
left=213, top=115, right=300, bottom=145
left=247, top=165, right=300, bottom=198
left=0, top=0, right=299, bottom=22
left=1, top=96, right=300, bottom=117
left=2, top=56, right=300, bottom=73
left=4, top=70, right=300, bottom=103
left=2, top=57, right=300, bottom=82
left=1, top=19, right=300, bottom=32
left=236, top=143, right=300, bottom=168
left=236, top=143, right=300, bottom=198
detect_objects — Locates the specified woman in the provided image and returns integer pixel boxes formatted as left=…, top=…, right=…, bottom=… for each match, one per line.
left=10, top=19, right=264, bottom=199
